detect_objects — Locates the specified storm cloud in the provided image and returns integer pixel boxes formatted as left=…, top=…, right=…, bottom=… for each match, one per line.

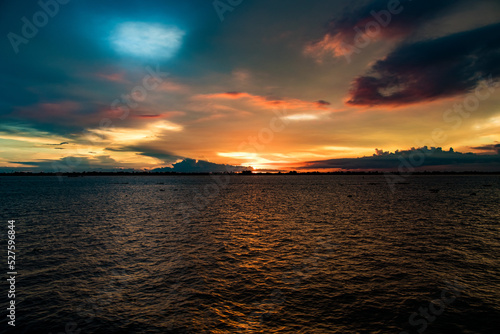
left=346, top=22, right=500, bottom=106
left=303, top=147, right=500, bottom=171
left=327, top=0, right=463, bottom=41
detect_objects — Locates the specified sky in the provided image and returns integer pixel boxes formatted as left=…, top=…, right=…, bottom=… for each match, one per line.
left=1, top=0, right=500, bottom=172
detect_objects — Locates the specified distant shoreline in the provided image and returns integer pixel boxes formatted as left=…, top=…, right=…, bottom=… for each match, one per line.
left=1, top=171, right=499, bottom=177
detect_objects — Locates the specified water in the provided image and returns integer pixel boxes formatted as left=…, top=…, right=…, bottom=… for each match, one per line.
left=0, top=175, right=499, bottom=333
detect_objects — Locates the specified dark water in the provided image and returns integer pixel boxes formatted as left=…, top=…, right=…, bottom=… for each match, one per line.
left=0, top=175, right=499, bottom=333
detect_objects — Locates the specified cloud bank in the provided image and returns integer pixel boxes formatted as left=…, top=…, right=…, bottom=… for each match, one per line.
left=347, top=22, right=500, bottom=106
left=153, top=158, right=252, bottom=173
left=302, top=146, right=500, bottom=171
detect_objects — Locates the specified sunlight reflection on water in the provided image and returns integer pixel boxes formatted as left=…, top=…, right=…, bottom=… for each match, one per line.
left=0, top=175, right=499, bottom=333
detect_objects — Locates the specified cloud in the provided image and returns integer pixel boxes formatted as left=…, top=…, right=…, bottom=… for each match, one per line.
left=133, top=114, right=164, bottom=119
left=110, top=22, right=185, bottom=59
left=316, top=100, right=331, bottom=106
left=283, top=114, right=320, bottom=121
left=346, top=22, right=500, bottom=106
left=95, top=72, right=127, bottom=83
left=158, top=81, right=190, bottom=93
left=7, top=155, right=136, bottom=173
left=302, top=146, right=500, bottom=171
left=152, top=158, right=252, bottom=173
left=135, top=149, right=182, bottom=164
left=471, top=143, right=500, bottom=154
left=85, top=120, right=183, bottom=144
left=18, top=101, right=81, bottom=120
left=305, top=0, right=467, bottom=61
left=232, top=69, right=251, bottom=83
left=104, top=145, right=183, bottom=164
left=3, top=149, right=250, bottom=173
left=0, top=124, right=71, bottom=145
left=12, top=101, right=119, bottom=133
left=194, top=92, right=333, bottom=111
left=131, top=111, right=186, bottom=119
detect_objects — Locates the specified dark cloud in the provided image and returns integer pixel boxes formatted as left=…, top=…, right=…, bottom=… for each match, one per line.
left=2, top=156, right=252, bottom=173
left=303, top=147, right=500, bottom=171
left=105, top=146, right=182, bottom=164
left=136, top=151, right=183, bottom=164
left=347, top=22, right=500, bottom=106
left=105, top=146, right=250, bottom=173
left=326, top=0, right=465, bottom=42
left=153, top=158, right=252, bottom=173
left=316, top=100, right=331, bottom=106
left=471, top=143, right=500, bottom=154
left=7, top=156, right=135, bottom=173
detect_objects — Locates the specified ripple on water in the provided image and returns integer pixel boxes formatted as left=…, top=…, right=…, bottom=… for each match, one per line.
left=0, top=175, right=499, bottom=333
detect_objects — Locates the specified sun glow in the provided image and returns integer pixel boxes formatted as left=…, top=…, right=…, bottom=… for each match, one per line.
left=86, top=121, right=183, bottom=144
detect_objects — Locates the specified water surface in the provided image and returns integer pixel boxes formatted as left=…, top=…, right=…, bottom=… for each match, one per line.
left=0, top=175, right=499, bottom=333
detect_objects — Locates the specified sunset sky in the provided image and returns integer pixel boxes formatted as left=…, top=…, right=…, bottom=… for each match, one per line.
left=1, top=0, right=500, bottom=172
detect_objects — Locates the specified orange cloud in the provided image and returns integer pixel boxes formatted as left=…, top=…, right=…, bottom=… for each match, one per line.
left=304, top=34, right=348, bottom=61
left=194, top=92, right=333, bottom=111
left=96, top=72, right=126, bottom=83
left=158, top=81, right=190, bottom=93
left=133, top=114, right=164, bottom=119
